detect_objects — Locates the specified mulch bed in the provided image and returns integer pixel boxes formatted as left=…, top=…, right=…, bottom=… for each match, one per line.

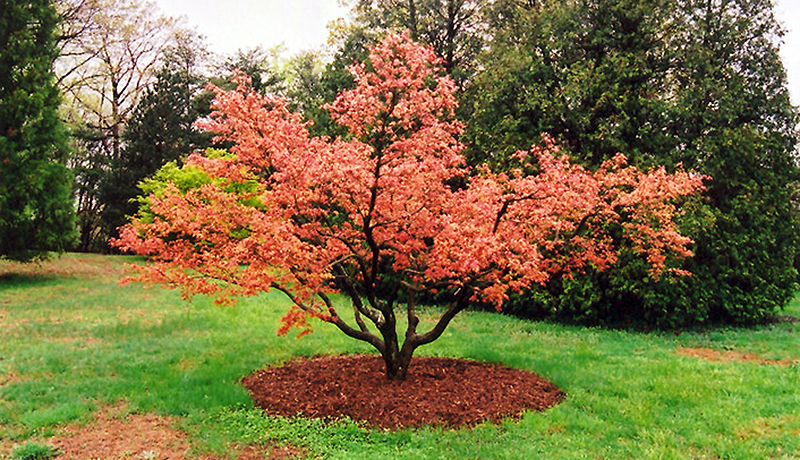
left=241, top=354, right=565, bottom=430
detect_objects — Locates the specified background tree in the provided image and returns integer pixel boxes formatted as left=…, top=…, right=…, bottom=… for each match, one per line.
left=98, top=42, right=211, bottom=240
left=465, top=0, right=799, bottom=325
left=114, top=34, right=703, bottom=380
left=0, top=0, right=77, bottom=261
left=350, top=0, right=485, bottom=84
left=220, top=46, right=287, bottom=95
left=664, top=0, right=800, bottom=322
left=284, top=52, right=326, bottom=117
left=54, top=0, right=103, bottom=85
left=57, top=0, right=175, bottom=158
left=291, top=21, right=373, bottom=137
left=56, top=0, right=176, bottom=251
left=465, top=0, right=675, bottom=168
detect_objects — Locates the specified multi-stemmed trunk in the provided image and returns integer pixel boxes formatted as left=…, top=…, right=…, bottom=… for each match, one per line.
left=320, top=283, right=471, bottom=381
left=380, top=339, right=415, bottom=381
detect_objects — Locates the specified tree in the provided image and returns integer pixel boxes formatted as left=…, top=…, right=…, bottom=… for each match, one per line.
left=350, top=0, right=485, bottom=84
left=665, top=0, right=800, bottom=322
left=0, top=0, right=77, bottom=261
left=465, top=0, right=675, bottom=169
left=284, top=52, right=326, bottom=116
left=220, top=46, right=287, bottom=96
left=54, top=0, right=104, bottom=83
left=57, top=0, right=175, bottom=158
left=114, top=33, right=703, bottom=380
left=97, top=30, right=211, bottom=243
left=56, top=0, right=177, bottom=251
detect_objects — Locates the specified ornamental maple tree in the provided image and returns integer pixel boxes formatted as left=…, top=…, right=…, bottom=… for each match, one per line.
left=114, top=32, right=703, bottom=380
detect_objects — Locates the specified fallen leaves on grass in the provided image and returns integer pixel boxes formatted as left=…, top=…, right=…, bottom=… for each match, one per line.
left=12, top=406, right=302, bottom=460
left=678, top=347, right=797, bottom=366
left=736, top=415, right=800, bottom=440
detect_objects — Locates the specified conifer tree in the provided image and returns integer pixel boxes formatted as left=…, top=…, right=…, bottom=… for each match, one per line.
left=0, top=0, right=76, bottom=261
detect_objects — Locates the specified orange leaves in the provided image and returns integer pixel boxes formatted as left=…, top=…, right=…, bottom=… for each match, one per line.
left=425, top=139, right=704, bottom=309
left=593, top=155, right=707, bottom=277
left=326, top=31, right=462, bottom=147
left=278, top=306, right=315, bottom=338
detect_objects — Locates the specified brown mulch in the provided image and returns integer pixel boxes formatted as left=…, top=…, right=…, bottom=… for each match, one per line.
left=242, top=354, right=565, bottom=430
left=678, top=347, right=798, bottom=366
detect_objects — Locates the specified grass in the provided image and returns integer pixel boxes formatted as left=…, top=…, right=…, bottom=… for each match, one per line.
left=8, top=442, right=59, bottom=460
left=1, top=253, right=799, bottom=459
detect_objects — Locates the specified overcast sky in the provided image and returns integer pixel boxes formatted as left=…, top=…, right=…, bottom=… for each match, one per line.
left=153, top=0, right=350, bottom=56
left=154, top=0, right=800, bottom=105
left=775, top=0, right=800, bottom=105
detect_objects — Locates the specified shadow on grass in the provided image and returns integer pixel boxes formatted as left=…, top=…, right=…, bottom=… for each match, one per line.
left=0, top=253, right=142, bottom=288
left=765, top=314, right=800, bottom=324
left=0, top=272, right=63, bottom=289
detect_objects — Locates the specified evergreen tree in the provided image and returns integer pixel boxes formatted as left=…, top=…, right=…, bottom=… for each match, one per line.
left=465, top=0, right=675, bottom=168
left=666, top=0, right=799, bottom=322
left=0, top=0, right=76, bottom=261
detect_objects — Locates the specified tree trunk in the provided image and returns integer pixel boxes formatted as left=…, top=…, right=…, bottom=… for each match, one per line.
left=381, top=348, right=414, bottom=381
left=377, top=290, right=470, bottom=381
left=326, top=274, right=470, bottom=382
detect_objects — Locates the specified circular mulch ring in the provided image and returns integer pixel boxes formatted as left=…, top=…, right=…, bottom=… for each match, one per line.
left=241, top=354, right=565, bottom=430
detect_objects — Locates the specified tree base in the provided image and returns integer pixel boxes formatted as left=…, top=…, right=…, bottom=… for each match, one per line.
left=241, top=354, right=565, bottom=429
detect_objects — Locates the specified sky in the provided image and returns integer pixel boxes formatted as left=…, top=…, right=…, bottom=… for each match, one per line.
left=776, top=0, right=800, bottom=105
left=153, top=0, right=350, bottom=56
left=154, top=0, right=800, bottom=105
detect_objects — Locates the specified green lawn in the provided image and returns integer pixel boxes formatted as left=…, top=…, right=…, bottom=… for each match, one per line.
left=1, top=253, right=798, bottom=459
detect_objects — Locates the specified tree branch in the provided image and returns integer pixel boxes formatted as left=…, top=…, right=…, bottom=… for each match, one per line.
left=412, top=287, right=470, bottom=347
left=332, top=263, right=383, bottom=328
left=269, top=282, right=386, bottom=353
